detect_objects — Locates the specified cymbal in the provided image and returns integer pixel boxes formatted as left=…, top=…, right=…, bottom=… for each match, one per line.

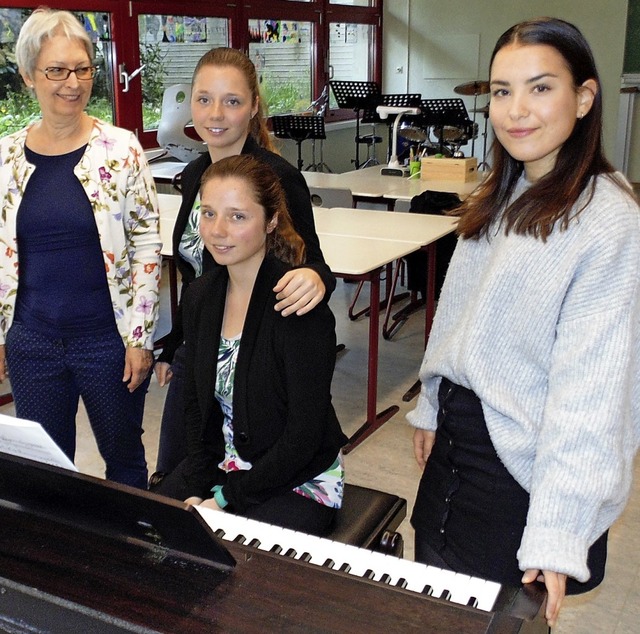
left=471, top=105, right=489, bottom=113
left=399, top=124, right=427, bottom=142
left=454, top=80, right=490, bottom=96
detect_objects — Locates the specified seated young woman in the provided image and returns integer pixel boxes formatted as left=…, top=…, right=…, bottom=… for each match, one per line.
left=152, top=154, right=346, bottom=536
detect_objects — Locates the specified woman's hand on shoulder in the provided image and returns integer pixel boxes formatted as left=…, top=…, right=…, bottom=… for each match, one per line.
left=154, top=361, right=173, bottom=387
left=413, top=428, right=436, bottom=470
left=273, top=268, right=325, bottom=316
left=123, top=347, right=153, bottom=392
left=522, top=569, right=566, bottom=628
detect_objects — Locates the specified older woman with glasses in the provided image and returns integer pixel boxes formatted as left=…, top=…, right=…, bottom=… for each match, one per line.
left=0, top=8, right=161, bottom=488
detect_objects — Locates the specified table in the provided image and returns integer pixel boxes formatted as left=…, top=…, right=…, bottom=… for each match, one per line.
left=150, top=160, right=187, bottom=185
left=313, top=207, right=456, bottom=452
left=303, top=166, right=480, bottom=208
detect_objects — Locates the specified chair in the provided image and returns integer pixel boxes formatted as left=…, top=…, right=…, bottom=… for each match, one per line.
left=157, top=84, right=206, bottom=163
left=382, top=190, right=461, bottom=339
left=309, top=186, right=354, bottom=208
left=329, top=483, right=407, bottom=556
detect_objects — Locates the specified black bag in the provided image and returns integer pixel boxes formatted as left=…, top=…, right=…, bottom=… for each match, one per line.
left=405, top=190, right=460, bottom=300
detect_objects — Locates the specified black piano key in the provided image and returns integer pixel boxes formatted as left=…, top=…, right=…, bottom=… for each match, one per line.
left=322, top=558, right=336, bottom=569
left=363, top=569, right=376, bottom=580
left=284, top=548, right=297, bottom=558
left=339, top=562, right=351, bottom=573
left=214, top=529, right=225, bottom=538
left=233, top=534, right=247, bottom=544
left=269, top=544, right=283, bottom=555
left=395, top=578, right=408, bottom=589
left=467, top=596, right=479, bottom=608
left=299, top=552, right=313, bottom=563
left=247, top=538, right=261, bottom=548
left=379, top=573, right=392, bottom=584
left=439, top=589, right=452, bottom=601
left=422, top=584, right=433, bottom=595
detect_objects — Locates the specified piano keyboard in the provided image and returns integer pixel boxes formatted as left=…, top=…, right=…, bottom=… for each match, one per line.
left=195, top=506, right=502, bottom=612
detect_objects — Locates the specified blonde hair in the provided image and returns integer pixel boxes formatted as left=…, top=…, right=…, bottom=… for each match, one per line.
left=16, top=7, right=93, bottom=78
left=200, top=155, right=306, bottom=266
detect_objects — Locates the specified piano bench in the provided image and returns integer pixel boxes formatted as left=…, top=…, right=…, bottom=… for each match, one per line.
left=330, top=483, right=407, bottom=557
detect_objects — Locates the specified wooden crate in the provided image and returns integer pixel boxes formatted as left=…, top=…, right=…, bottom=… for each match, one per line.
left=421, top=157, right=478, bottom=182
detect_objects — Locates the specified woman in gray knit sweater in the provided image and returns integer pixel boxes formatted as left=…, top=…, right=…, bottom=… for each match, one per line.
left=408, top=17, right=640, bottom=627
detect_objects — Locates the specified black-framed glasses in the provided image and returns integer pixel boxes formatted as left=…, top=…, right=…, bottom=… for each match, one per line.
left=38, top=66, right=98, bottom=81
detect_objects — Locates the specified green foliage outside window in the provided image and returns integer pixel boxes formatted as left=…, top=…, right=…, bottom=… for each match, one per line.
left=140, top=42, right=167, bottom=131
left=260, top=74, right=310, bottom=116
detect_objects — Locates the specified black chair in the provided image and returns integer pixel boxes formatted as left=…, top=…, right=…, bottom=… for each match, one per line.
left=405, top=190, right=461, bottom=301
left=329, top=483, right=407, bottom=556
left=382, top=190, right=460, bottom=340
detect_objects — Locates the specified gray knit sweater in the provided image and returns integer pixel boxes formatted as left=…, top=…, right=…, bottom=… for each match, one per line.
left=407, top=173, right=640, bottom=582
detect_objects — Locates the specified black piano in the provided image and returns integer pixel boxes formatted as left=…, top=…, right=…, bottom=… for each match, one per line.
left=0, top=453, right=547, bottom=633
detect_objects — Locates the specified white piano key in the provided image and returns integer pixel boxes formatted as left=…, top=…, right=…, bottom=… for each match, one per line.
left=466, top=577, right=501, bottom=612
left=195, top=506, right=502, bottom=612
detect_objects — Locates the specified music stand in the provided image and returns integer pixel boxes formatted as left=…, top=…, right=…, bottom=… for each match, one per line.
left=272, top=115, right=326, bottom=171
left=362, top=94, right=422, bottom=163
left=330, top=81, right=380, bottom=169
left=420, top=98, right=472, bottom=155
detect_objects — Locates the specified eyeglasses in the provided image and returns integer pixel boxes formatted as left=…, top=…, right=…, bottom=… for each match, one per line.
left=38, top=66, right=98, bottom=81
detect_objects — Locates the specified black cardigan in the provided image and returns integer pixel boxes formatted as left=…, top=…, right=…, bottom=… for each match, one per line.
left=157, top=136, right=335, bottom=364
left=181, top=254, right=346, bottom=511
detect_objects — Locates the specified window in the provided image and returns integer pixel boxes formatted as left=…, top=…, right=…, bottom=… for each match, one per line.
left=248, top=18, right=313, bottom=115
left=328, top=22, right=376, bottom=109
left=0, top=1, right=382, bottom=146
left=137, top=14, right=229, bottom=131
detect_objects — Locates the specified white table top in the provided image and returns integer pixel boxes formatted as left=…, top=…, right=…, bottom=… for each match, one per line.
left=150, top=161, right=187, bottom=182
left=313, top=207, right=457, bottom=245
left=317, top=235, right=420, bottom=276
left=303, top=165, right=481, bottom=201
left=383, top=175, right=481, bottom=201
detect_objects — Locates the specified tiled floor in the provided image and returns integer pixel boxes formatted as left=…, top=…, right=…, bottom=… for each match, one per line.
left=2, top=263, right=638, bottom=633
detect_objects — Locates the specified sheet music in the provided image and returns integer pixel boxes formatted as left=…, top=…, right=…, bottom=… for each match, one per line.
left=0, top=413, right=77, bottom=471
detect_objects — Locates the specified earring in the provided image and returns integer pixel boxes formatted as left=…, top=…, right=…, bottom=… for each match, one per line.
left=578, top=112, right=584, bottom=119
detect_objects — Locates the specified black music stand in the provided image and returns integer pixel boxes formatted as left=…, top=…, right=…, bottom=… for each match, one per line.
left=420, top=98, right=472, bottom=155
left=272, top=115, right=326, bottom=171
left=361, top=93, right=422, bottom=163
left=330, top=81, right=380, bottom=169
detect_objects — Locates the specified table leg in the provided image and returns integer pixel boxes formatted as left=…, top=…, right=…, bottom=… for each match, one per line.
left=401, top=242, right=437, bottom=403
left=343, top=270, right=399, bottom=454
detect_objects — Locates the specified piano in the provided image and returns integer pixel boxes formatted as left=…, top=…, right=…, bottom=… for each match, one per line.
left=0, top=453, right=547, bottom=633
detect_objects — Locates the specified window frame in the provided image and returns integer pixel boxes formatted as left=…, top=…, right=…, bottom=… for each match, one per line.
left=1, top=0, right=383, bottom=146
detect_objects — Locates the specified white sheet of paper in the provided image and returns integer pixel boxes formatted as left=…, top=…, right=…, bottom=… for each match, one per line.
left=0, top=413, right=78, bottom=471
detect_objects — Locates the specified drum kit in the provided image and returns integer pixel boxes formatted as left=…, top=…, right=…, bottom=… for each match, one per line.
left=398, top=79, right=490, bottom=169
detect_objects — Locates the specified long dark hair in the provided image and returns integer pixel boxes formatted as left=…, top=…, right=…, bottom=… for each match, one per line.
left=457, top=17, right=628, bottom=240
left=192, top=47, right=276, bottom=153
left=200, top=155, right=306, bottom=266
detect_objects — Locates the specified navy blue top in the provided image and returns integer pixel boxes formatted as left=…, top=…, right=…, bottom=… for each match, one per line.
left=14, top=145, right=116, bottom=337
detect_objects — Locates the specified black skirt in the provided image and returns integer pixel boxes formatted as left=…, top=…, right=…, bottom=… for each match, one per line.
left=411, top=378, right=606, bottom=594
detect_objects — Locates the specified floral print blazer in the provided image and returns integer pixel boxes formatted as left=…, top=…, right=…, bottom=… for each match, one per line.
left=0, top=118, right=161, bottom=349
